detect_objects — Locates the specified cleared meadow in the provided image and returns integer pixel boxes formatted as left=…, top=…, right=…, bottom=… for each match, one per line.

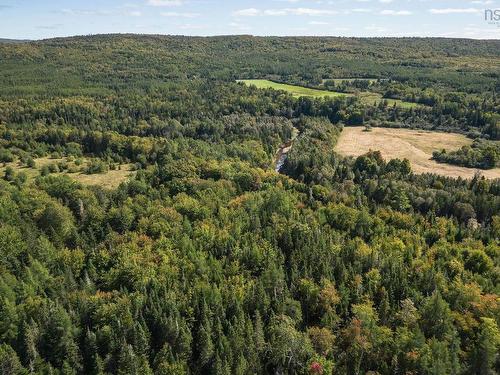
left=239, top=79, right=423, bottom=108
left=238, top=79, right=348, bottom=98
left=335, top=127, right=500, bottom=179
left=0, top=157, right=136, bottom=189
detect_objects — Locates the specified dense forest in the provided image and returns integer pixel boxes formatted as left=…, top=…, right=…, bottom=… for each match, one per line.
left=432, top=140, right=500, bottom=170
left=0, top=35, right=499, bottom=375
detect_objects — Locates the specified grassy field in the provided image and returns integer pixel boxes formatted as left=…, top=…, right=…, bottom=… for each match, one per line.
left=335, top=127, right=500, bottom=179
left=70, top=168, right=136, bottom=189
left=239, top=79, right=423, bottom=108
left=238, top=79, right=349, bottom=98
left=0, top=157, right=135, bottom=189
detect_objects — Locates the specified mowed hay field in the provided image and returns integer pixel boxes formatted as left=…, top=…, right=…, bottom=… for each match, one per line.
left=336, top=127, right=500, bottom=179
left=239, top=79, right=423, bottom=108
left=238, top=80, right=348, bottom=98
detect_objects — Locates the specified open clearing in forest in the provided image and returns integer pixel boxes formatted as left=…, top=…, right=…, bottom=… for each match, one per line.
left=238, top=79, right=348, bottom=98
left=239, top=79, right=423, bottom=108
left=0, top=157, right=136, bottom=189
left=335, top=127, right=500, bottom=179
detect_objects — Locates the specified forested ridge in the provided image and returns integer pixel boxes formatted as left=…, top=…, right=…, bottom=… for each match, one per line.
left=0, top=35, right=499, bottom=375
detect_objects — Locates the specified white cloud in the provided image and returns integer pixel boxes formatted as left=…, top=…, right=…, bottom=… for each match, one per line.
left=380, top=10, right=412, bottom=16
left=309, top=21, right=329, bottom=25
left=161, top=12, right=200, bottom=17
left=262, top=9, right=287, bottom=16
left=351, top=8, right=372, bottom=13
left=234, top=8, right=338, bottom=17
left=278, top=8, right=338, bottom=16
left=147, top=0, right=184, bottom=6
left=429, top=8, right=480, bottom=14
left=62, top=7, right=143, bottom=17
left=233, top=8, right=260, bottom=16
left=61, top=9, right=112, bottom=16
left=379, top=0, right=393, bottom=3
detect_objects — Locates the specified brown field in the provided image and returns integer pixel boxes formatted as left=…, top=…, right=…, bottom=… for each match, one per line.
left=335, top=127, right=500, bottom=179
left=0, top=157, right=136, bottom=189
left=70, top=168, right=136, bottom=189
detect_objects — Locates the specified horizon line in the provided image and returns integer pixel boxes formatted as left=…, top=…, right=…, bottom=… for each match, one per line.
left=1, top=33, right=499, bottom=42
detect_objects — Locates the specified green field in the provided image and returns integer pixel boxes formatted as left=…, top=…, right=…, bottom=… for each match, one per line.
left=238, top=79, right=349, bottom=98
left=240, top=79, right=423, bottom=108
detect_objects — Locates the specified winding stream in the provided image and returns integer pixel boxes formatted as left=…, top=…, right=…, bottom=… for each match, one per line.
left=274, top=127, right=300, bottom=172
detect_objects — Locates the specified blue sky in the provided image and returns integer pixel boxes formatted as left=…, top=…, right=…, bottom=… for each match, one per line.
left=0, top=0, right=499, bottom=40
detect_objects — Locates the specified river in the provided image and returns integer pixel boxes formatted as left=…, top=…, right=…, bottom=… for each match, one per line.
left=274, top=127, right=299, bottom=172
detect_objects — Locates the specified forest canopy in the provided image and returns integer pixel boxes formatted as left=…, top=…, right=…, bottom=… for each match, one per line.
left=0, top=35, right=499, bottom=375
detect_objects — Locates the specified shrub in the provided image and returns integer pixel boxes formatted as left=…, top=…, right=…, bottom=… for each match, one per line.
left=85, top=159, right=109, bottom=174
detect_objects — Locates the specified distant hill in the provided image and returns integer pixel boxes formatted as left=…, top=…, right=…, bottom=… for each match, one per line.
left=0, top=38, right=31, bottom=44
left=0, top=34, right=497, bottom=138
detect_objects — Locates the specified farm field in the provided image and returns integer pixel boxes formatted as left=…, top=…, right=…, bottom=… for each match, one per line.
left=335, top=127, right=500, bottom=179
left=239, top=79, right=423, bottom=108
left=238, top=79, right=348, bottom=98
left=0, top=157, right=136, bottom=189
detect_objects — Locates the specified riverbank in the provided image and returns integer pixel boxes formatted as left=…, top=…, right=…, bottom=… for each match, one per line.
left=274, top=127, right=300, bottom=172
